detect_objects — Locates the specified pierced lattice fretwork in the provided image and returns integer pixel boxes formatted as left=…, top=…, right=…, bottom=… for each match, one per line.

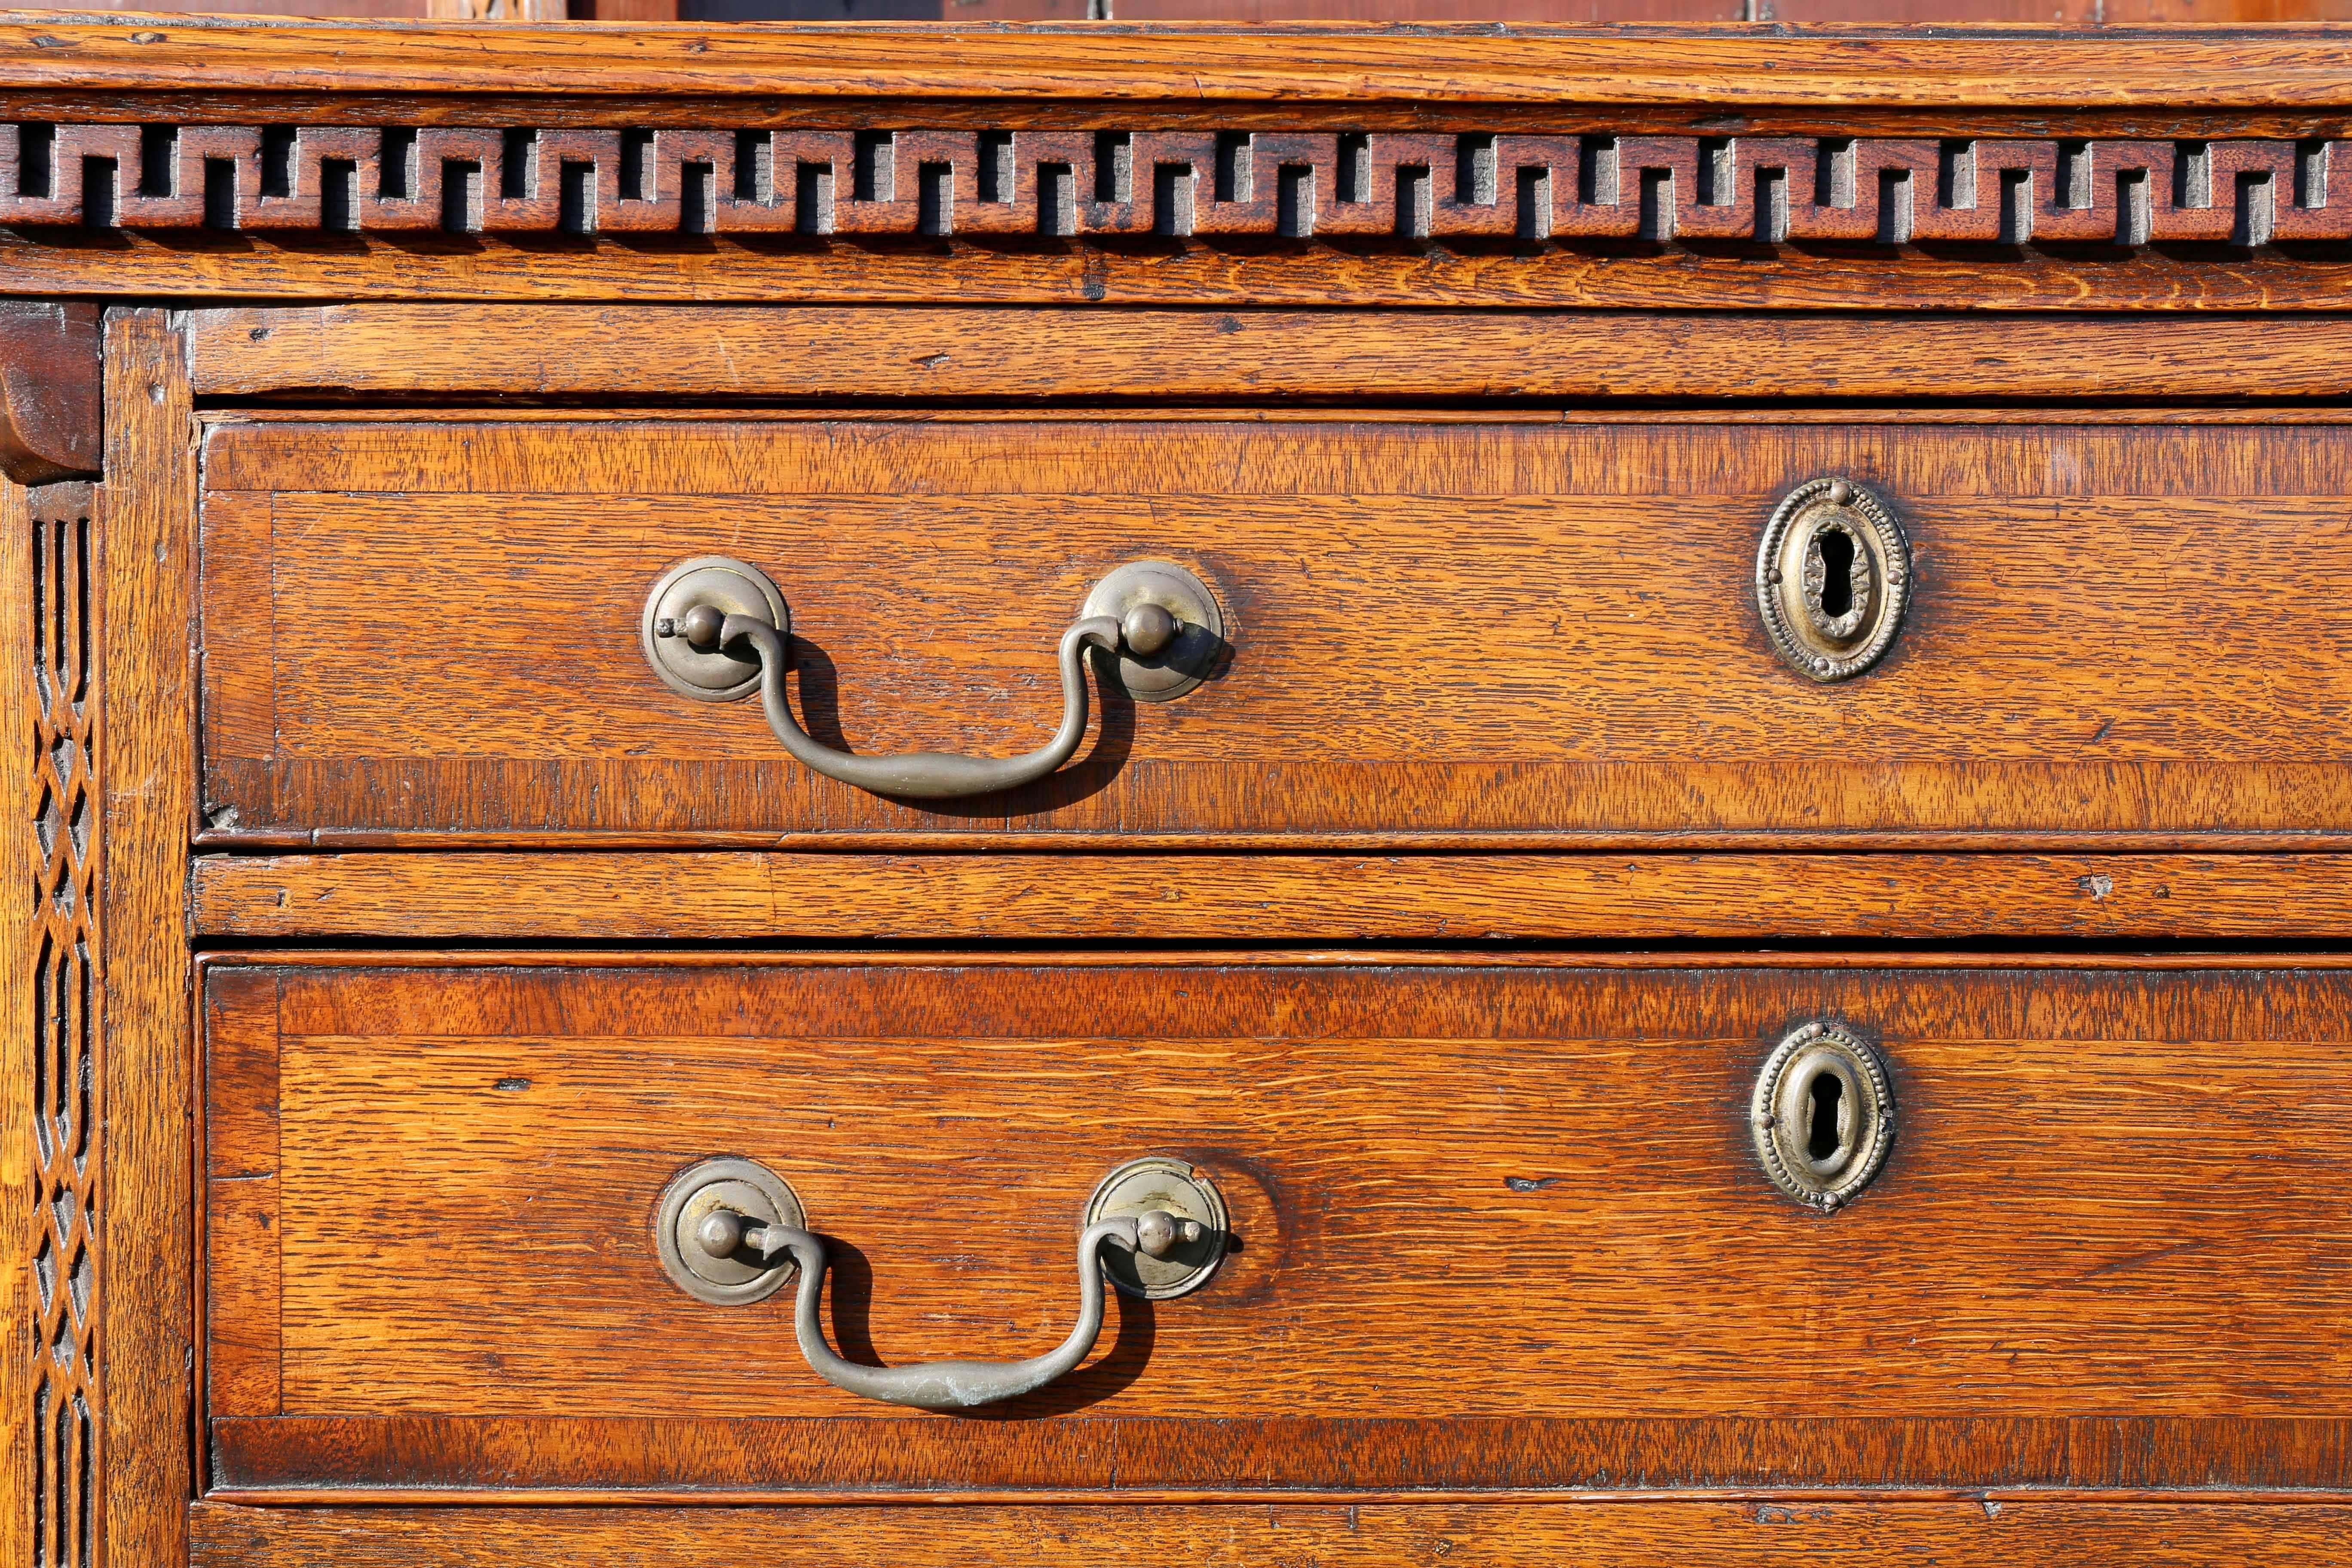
left=26, top=483, right=98, bottom=1568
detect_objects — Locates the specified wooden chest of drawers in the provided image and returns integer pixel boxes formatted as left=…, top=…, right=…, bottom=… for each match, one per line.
left=12, top=15, right=2352, bottom=1567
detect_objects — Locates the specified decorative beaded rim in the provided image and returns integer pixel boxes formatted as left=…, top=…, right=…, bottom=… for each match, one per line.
left=1749, top=1020, right=1896, bottom=1214
left=1754, top=476, right=1911, bottom=683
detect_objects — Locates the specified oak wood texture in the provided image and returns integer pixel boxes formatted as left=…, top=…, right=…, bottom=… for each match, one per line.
left=205, top=955, right=2352, bottom=1494
left=34, top=239, right=2352, bottom=310
left=198, top=413, right=2352, bottom=848
left=178, top=1500, right=2352, bottom=1566
left=6, top=97, right=2342, bottom=141
left=186, top=850, right=2352, bottom=942
left=98, top=309, right=194, bottom=1566
left=202, top=969, right=280, bottom=1427
left=190, top=308, right=2352, bottom=402
left=11, top=18, right=2352, bottom=106
left=12, top=0, right=2347, bottom=21
left=0, top=477, right=33, bottom=1568
left=0, top=303, right=99, bottom=487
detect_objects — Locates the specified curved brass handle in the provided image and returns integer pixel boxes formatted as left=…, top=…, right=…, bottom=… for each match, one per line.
left=719, top=611, right=1127, bottom=801
left=642, top=555, right=1224, bottom=802
left=726, top=1210, right=1197, bottom=1410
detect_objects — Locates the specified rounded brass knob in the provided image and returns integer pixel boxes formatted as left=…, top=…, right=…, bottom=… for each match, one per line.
left=695, top=1208, right=746, bottom=1260
left=1121, top=603, right=1180, bottom=657
left=1085, top=1158, right=1228, bottom=1298
left=1132, top=1207, right=1207, bottom=1258
left=677, top=603, right=727, bottom=651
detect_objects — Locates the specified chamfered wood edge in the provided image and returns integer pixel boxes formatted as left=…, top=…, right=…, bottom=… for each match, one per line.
left=97, top=307, right=195, bottom=1568
left=14, top=20, right=2352, bottom=107
left=175, top=1484, right=2352, bottom=1512
left=0, top=475, right=33, bottom=1568
left=178, top=407, right=2352, bottom=426
left=180, top=1498, right=2352, bottom=1567
left=197, top=968, right=279, bottom=1449
left=182, top=832, right=2352, bottom=852
left=17, top=234, right=2352, bottom=315
left=0, top=303, right=98, bottom=486
left=6, top=101, right=2352, bottom=139
left=184, top=1413, right=2352, bottom=1498
left=187, top=950, right=2352, bottom=972
left=178, top=309, right=2352, bottom=403
left=183, top=851, right=2352, bottom=944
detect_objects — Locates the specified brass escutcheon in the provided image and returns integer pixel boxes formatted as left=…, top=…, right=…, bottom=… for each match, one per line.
left=1750, top=1022, right=1896, bottom=1212
left=1755, top=477, right=1911, bottom=682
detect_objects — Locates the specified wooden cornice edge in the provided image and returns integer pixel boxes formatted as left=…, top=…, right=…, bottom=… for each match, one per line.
left=6, top=18, right=2352, bottom=107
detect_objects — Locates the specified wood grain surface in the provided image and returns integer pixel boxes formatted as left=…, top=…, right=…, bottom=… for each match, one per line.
left=12, top=18, right=2352, bottom=105
left=0, top=478, right=33, bottom=1568
left=99, top=310, right=196, bottom=1566
left=203, top=969, right=281, bottom=1425
left=186, top=850, right=2352, bottom=942
left=183, top=1499, right=2352, bottom=1568
left=198, top=415, right=2352, bottom=845
left=4, top=98, right=2341, bottom=141
left=24, top=233, right=2352, bottom=311
left=205, top=956, right=2352, bottom=1493
left=190, top=308, right=2352, bottom=402
left=0, top=303, right=100, bottom=487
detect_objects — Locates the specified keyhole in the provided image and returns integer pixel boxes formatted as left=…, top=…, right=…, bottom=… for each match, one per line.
left=1806, top=1070, right=1845, bottom=1161
left=1815, top=527, right=1856, bottom=618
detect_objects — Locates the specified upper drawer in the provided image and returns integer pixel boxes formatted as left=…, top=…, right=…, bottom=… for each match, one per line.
left=200, top=412, right=2352, bottom=848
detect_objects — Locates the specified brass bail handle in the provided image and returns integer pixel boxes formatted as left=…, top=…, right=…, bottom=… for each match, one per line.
left=654, top=1156, right=1230, bottom=1410
left=760, top=1211, right=1195, bottom=1411
left=640, top=556, right=1225, bottom=800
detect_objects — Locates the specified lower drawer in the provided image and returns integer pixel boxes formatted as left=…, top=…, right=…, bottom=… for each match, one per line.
left=203, top=954, right=2352, bottom=1498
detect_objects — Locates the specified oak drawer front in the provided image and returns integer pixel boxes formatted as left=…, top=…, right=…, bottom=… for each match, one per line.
left=205, top=955, right=2352, bottom=1498
left=201, top=414, right=2352, bottom=848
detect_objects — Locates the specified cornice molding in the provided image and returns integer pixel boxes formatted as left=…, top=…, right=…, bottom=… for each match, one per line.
left=5, top=23, right=2351, bottom=306
left=3, top=125, right=2343, bottom=247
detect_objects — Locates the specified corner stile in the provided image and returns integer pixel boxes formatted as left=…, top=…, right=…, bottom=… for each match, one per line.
left=94, top=308, right=197, bottom=1568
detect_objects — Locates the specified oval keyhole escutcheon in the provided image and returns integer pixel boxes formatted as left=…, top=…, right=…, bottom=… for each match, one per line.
left=1756, top=477, right=1910, bottom=682
left=1751, top=1022, right=1895, bottom=1212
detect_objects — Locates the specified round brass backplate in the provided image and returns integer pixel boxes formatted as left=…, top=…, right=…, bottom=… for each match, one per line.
left=1755, top=478, right=1911, bottom=683
left=1084, top=1156, right=1229, bottom=1298
left=1751, top=1023, right=1896, bottom=1213
left=1078, top=560, right=1226, bottom=702
left=641, top=556, right=790, bottom=703
left=654, top=1156, right=805, bottom=1306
